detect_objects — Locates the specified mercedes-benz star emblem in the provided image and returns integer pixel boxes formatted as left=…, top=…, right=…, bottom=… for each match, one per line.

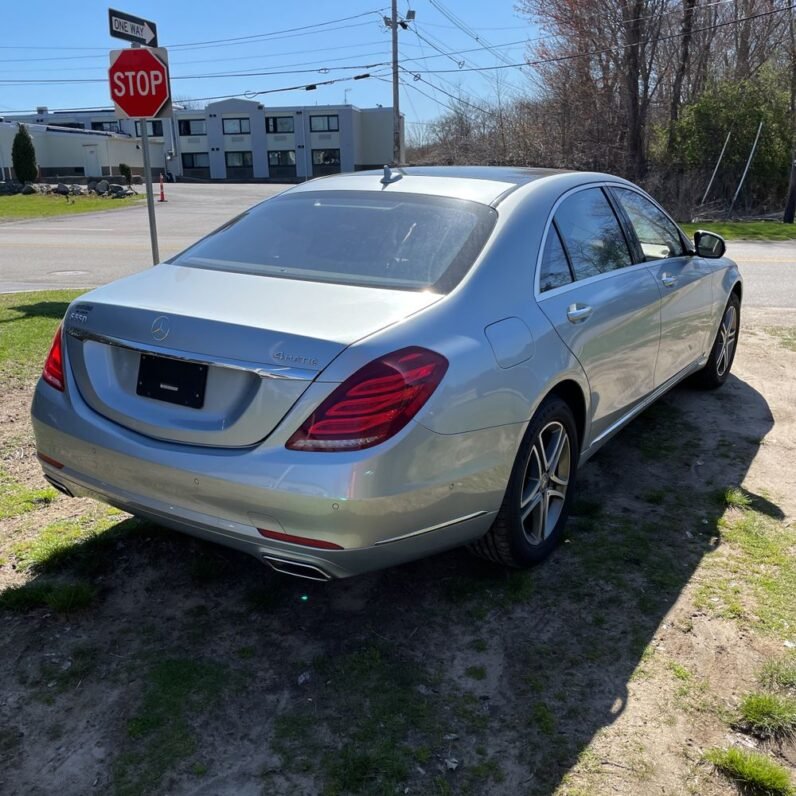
left=151, top=315, right=170, bottom=341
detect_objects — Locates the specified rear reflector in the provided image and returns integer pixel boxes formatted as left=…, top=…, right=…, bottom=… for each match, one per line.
left=37, top=452, right=64, bottom=469
left=257, top=528, right=344, bottom=550
left=42, top=324, right=65, bottom=391
left=286, top=347, right=448, bottom=452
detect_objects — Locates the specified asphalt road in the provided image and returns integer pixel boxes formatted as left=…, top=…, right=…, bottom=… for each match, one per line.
left=0, top=184, right=794, bottom=307
left=0, top=184, right=285, bottom=293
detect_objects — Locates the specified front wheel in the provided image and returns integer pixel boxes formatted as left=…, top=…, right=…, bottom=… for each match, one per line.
left=694, top=293, right=740, bottom=389
left=470, top=395, right=579, bottom=568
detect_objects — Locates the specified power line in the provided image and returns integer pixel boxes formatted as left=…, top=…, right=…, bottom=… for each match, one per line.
left=399, top=69, right=494, bottom=116
left=0, top=61, right=391, bottom=87
left=165, top=10, right=386, bottom=49
left=0, top=19, right=385, bottom=63
left=1, top=70, right=391, bottom=116
left=0, top=10, right=387, bottom=52
left=428, top=0, right=515, bottom=67
left=404, top=4, right=794, bottom=76
left=0, top=47, right=392, bottom=76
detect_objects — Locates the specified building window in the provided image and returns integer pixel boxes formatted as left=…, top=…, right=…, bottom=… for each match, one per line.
left=178, top=119, right=206, bottom=136
left=266, top=116, right=294, bottom=134
left=312, top=149, right=340, bottom=166
left=222, top=117, right=251, bottom=135
left=268, top=150, right=296, bottom=166
left=225, top=151, right=253, bottom=168
left=55, top=122, right=85, bottom=130
left=310, top=115, right=339, bottom=132
left=135, top=120, right=164, bottom=137
left=182, top=152, right=209, bottom=169
left=91, top=121, right=120, bottom=132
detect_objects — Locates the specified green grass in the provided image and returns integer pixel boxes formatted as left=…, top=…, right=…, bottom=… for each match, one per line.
left=696, top=506, right=796, bottom=636
left=268, top=644, right=450, bottom=794
left=464, top=665, right=486, bottom=681
left=442, top=569, right=534, bottom=618
left=26, top=644, right=97, bottom=698
left=704, top=747, right=794, bottom=795
left=0, top=290, right=83, bottom=382
left=11, top=509, right=133, bottom=575
left=668, top=661, right=692, bottom=681
left=114, top=659, right=227, bottom=796
left=0, top=193, right=144, bottom=221
left=0, top=579, right=96, bottom=613
left=738, top=692, right=796, bottom=738
left=642, top=489, right=667, bottom=505
left=680, top=221, right=796, bottom=241
left=0, top=470, right=57, bottom=519
left=531, top=701, right=555, bottom=736
left=722, top=486, right=752, bottom=510
left=760, top=653, right=796, bottom=692
left=766, top=327, right=796, bottom=353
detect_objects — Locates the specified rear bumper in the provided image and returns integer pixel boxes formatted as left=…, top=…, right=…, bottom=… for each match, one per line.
left=32, top=379, right=520, bottom=578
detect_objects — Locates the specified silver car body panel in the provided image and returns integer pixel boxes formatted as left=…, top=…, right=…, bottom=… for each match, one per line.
left=63, top=264, right=442, bottom=447
left=32, top=166, right=742, bottom=577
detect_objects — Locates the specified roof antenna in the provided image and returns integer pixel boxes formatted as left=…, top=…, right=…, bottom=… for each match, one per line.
left=381, top=164, right=404, bottom=185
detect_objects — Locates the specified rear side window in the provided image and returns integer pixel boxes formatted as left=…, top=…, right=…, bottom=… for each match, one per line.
left=172, top=191, right=497, bottom=293
left=554, top=188, right=632, bottom=280
left=539, top=225, right=573, bottom=293
left=613, top=188, right=686, bottom=261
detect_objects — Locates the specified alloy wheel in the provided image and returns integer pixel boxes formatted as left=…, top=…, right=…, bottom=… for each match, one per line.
left=519, top=421, right=571, bottom=545
left=716, top=304, right=737, bottom=377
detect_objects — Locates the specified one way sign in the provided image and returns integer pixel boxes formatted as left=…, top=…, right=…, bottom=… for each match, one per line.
left=108, top=8, right=158, bottom=47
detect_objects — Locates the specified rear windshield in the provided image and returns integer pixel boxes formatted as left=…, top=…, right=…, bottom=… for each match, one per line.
left=171, top=190, right=498, bottom=293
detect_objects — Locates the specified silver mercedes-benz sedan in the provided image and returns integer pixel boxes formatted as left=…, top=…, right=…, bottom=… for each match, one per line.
left=32, top=167, right=741, bottom=581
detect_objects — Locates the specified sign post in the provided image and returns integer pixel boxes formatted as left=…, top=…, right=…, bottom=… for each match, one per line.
left=139, top=119, right=158, bottom=263
left=108, top=41, right=171, bottom=265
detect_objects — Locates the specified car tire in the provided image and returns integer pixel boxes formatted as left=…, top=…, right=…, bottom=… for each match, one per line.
left=470, top=395, right=579, bottom=568
left=694, top=292, right=740, bottom=389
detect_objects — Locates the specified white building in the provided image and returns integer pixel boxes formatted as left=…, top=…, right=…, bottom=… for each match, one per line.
left=3, top=99, right=403, bottom=182
left=0, top=119, right=156, bottom=182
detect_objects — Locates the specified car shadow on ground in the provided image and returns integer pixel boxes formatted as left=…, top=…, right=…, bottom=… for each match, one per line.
left=0, top=371, right=777, bottom=795
left=0, top=301, right=72, bottom=323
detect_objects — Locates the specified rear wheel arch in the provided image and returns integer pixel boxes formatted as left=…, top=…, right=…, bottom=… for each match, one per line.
left=731, top=280, right=742, bottom=302
left=546, top=379, right=586, bottom=447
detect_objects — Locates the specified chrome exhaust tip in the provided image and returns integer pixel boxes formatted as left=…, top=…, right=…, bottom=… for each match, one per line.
left=263, top=555, right=332, bottom=582
left=44, top=475, right=74, bottom=498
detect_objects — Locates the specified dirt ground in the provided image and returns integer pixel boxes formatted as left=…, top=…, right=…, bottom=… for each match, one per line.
left=0, top=307, right=794, bottom=796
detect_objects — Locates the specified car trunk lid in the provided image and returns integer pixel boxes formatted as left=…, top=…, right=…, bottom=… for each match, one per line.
left=64, top=263, right=441, bottom=447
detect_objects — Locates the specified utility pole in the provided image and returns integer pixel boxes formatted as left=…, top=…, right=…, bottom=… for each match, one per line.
left=391, top=0, right=401, bottom=165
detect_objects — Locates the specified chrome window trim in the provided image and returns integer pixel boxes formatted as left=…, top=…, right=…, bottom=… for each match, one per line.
left=534, top=181, right=654, bottom=302
left=608, top=184, right=692, bottom=258
left=65, top=327, right=316, bottom=381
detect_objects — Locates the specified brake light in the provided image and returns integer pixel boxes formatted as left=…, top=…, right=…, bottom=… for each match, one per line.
left=42, top=325, right=65, bottom=391
left=286, top=347, right=448, bottom=452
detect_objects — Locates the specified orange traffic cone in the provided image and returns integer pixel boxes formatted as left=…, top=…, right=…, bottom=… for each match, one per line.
left=158, top=173, right=167, bottom=203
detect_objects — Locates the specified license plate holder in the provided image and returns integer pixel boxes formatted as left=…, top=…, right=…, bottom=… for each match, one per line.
left=136, top=354, right=208, bottom=409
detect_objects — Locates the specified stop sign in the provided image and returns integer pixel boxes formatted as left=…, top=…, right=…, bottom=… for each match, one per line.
left=109, top=47, right=171, bottom=119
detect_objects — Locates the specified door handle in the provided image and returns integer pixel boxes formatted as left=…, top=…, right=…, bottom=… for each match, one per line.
left=661, top=273, right=677, bottom=288
left=566, top=303, right=593, bottom=324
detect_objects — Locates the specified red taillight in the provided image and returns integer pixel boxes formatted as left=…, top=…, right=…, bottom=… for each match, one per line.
left=37, top=452, right=64, bottom=469
left=286, top=346, right=448, bottom=452
left=257, top=528, right=344, bottom=550
left=42, top=324, right=65, bottom=391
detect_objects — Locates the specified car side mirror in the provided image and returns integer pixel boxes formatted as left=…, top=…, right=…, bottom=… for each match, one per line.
left=694, top=230, right=726, bottom=259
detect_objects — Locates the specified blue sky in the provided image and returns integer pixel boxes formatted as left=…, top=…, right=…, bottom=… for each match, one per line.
left=0, top=0, right=539, bottom=134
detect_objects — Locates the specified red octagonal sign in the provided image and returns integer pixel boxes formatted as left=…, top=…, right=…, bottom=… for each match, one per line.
left=109, top=47, right=171, bottom=119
